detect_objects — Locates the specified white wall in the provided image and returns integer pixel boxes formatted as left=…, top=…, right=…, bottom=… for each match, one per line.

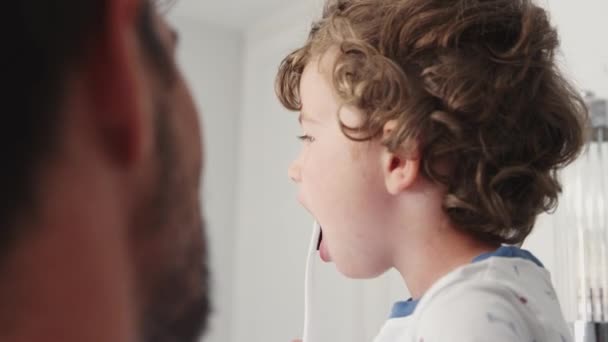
left=545, top=0, right=608, bottom=99
left=230, top=4, right=323, bottom=342
left=169, top=16, right=242, bottom=342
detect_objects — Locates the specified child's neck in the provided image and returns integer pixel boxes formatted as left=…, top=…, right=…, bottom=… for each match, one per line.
left=394, top=214, right=500, bottom=299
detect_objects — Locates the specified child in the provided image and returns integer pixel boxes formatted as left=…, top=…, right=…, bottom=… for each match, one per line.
left=275, top=0, right=588, bottom=341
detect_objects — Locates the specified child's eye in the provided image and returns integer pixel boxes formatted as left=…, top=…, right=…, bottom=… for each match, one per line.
left=297, top=135, right=316, bottom=143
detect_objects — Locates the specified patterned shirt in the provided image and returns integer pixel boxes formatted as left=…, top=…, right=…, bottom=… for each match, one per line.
left=373, top=247, right=572, bottom=342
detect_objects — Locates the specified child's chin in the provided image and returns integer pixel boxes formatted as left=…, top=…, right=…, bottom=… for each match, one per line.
left=336, top=260, right=388, bottom=280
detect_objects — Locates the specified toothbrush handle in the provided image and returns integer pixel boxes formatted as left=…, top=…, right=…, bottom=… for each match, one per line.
left=302, top=222, right=321, bottom=342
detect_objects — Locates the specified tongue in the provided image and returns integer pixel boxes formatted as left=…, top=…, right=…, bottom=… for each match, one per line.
left=319, top=239, right=331, bottom=262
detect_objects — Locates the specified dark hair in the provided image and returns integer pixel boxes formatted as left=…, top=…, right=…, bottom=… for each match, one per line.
left=0, top=0, right=172, bottom=257
left=276, top=0, right=588, bottom=244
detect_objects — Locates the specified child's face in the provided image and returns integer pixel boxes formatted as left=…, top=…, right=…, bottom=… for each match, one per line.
left=288, top=54, right=395, bottom=279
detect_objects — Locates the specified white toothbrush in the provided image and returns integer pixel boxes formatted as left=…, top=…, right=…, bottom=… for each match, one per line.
left=302, top=221, right=321, bottom=342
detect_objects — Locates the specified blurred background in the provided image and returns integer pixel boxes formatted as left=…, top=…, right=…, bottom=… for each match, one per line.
left=165, top=1, right=608, bottom=341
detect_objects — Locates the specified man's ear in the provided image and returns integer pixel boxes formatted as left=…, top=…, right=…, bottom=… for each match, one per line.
left=80, top=0, right=153, bottom=167
left=381, top=120, right=421, bottom=195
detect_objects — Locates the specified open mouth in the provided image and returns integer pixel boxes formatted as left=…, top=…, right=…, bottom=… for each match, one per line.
left=316, top=228, right=323, bottom=250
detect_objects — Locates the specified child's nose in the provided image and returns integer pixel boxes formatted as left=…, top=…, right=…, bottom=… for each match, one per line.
left=288, top=161, right=302, bottom=183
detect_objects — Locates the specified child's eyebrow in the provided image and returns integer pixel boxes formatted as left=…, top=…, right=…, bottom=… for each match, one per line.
left=298, top=112, right=320, bottom=125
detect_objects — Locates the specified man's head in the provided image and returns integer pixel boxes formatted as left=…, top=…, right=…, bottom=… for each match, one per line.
left=2, top=1, right=209, bottom=341
left=278, top=0, right=587, bottom=278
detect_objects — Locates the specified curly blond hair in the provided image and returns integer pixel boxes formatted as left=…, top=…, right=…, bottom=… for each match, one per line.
left=276, top=0, right=588, bottom=244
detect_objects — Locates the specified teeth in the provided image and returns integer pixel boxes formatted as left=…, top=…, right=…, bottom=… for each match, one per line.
left=316, top=228, right=323, bottom=250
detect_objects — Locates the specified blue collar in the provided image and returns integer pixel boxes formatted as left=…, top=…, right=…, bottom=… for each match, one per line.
left=389, top=246, right=543, bottom=319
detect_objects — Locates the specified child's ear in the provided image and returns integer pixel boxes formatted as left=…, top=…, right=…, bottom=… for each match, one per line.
left=381, top=120, right=421, bottom=195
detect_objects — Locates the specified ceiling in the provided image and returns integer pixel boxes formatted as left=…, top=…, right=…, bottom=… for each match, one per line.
left=169, top=0, right=292, bottom=31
